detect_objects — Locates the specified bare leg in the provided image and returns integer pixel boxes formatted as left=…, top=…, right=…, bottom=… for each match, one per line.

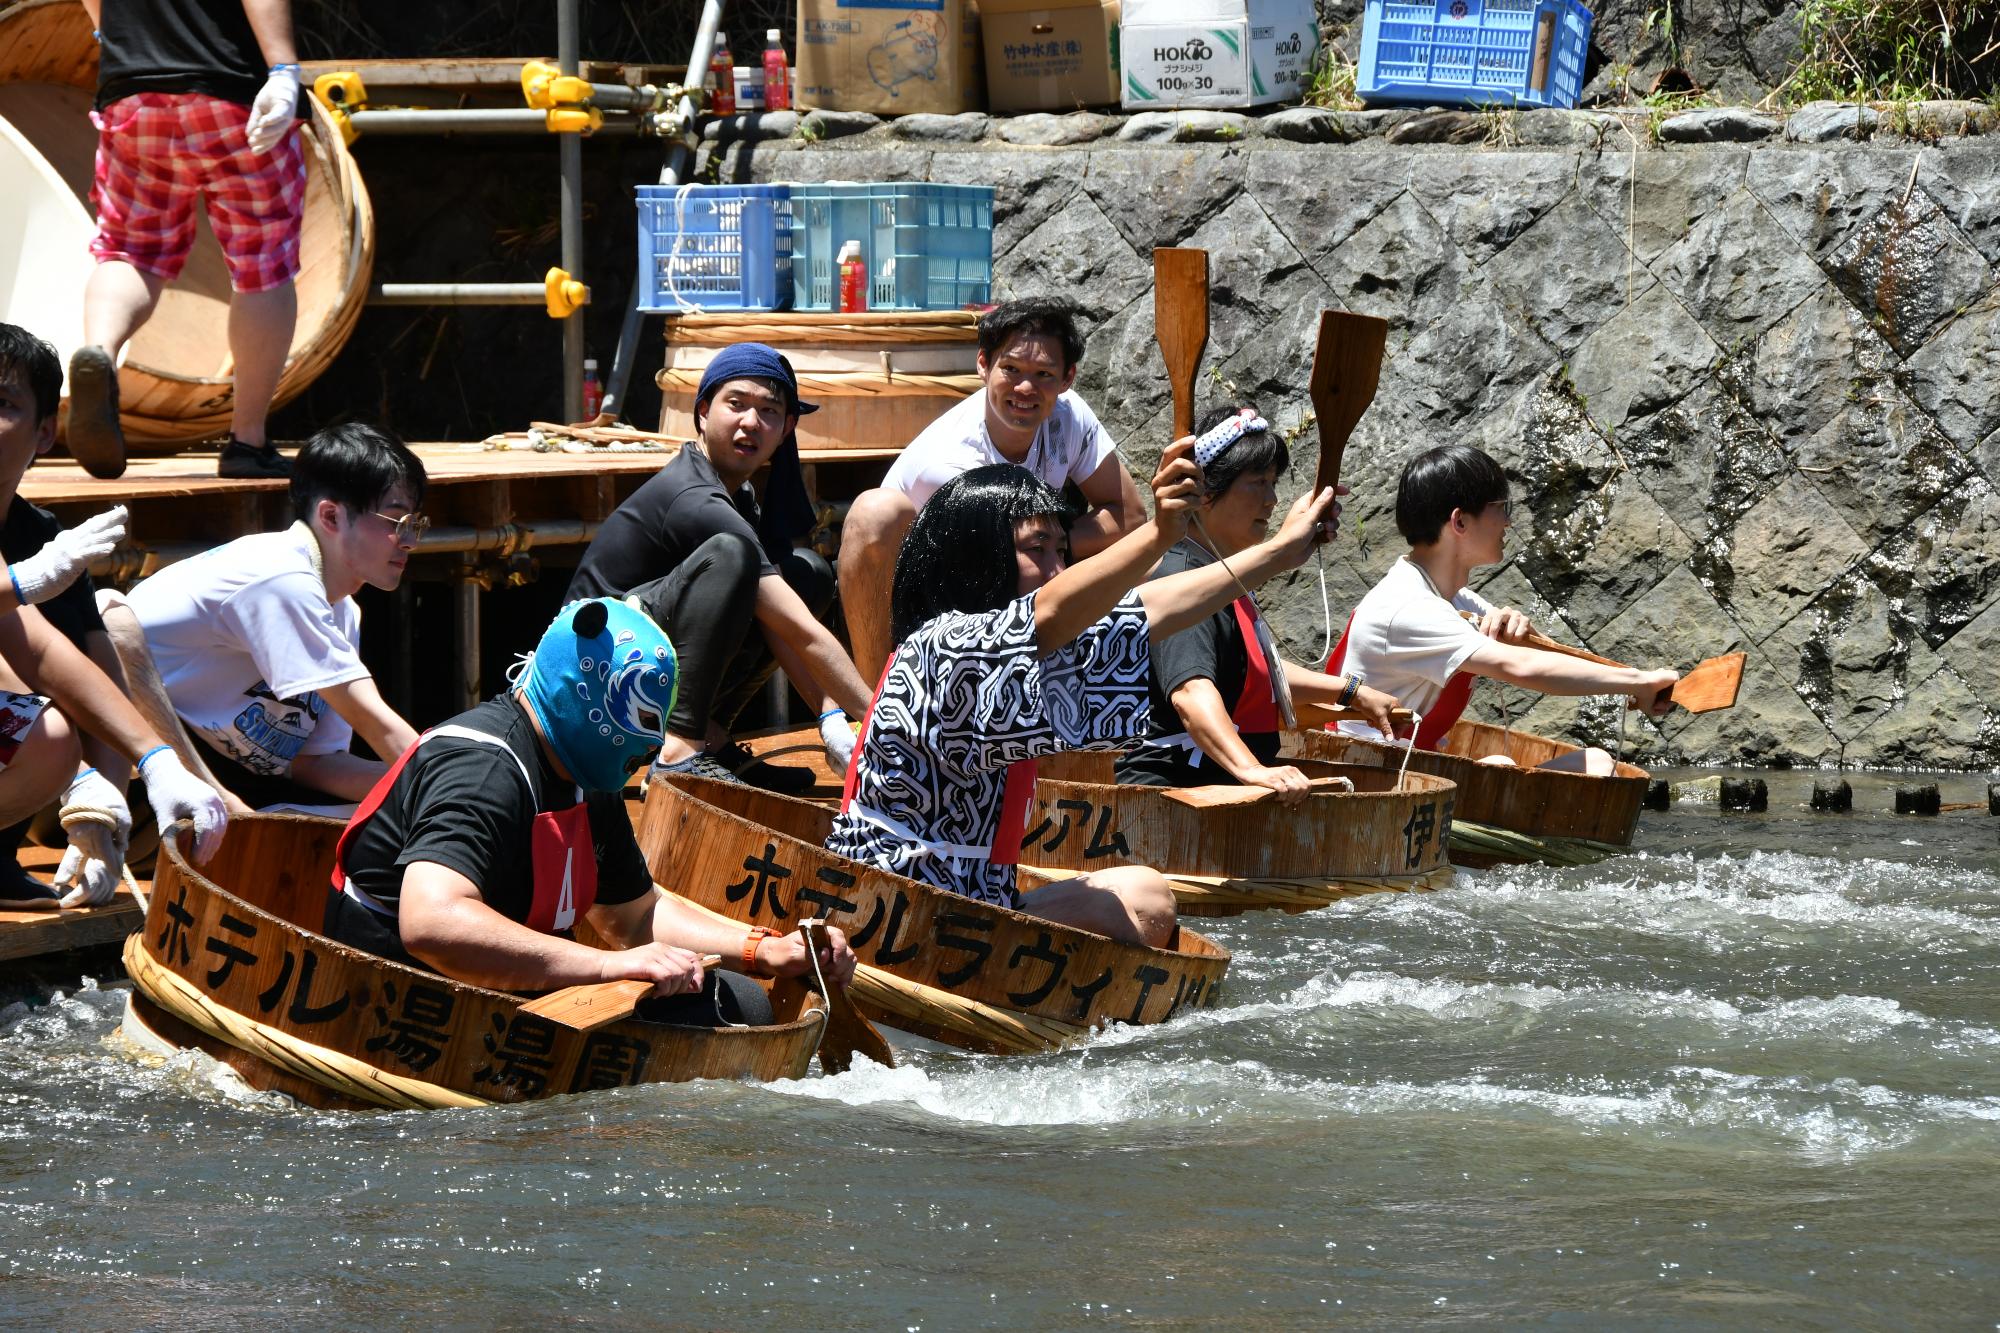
left=1017, top=865, right=1178, bottom=949
left=82, top=259, right=166, bottom=358
left=0, top=661, right=79, bottom=828
left=225, top=282, right=297, bottom=447
left=838, top=487, right=916, bottom=683
left=96, top=591, right=251, bottom=814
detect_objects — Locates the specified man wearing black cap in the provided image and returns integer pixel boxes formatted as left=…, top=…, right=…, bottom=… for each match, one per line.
left=566, top=343, right=872, bottom=789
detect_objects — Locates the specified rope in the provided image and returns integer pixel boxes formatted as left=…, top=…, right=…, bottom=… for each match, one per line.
left=1394, top=711, right=1422, bottom=791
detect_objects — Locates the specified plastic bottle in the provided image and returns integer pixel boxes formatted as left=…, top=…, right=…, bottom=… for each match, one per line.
left=708, top=35, right=735, bottom=116
left=763, top=29, right=791, bottom=111
left=582, top=358, right=603, bottom=419
left=837, top=240, right=867, bottom=313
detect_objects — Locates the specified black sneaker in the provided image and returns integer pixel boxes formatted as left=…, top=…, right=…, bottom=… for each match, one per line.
left=218, top=437, right=292, bottom=479
left=714, top=740, right=818, bottom=795
left=65, top=345, right=127, bottom=479
left=0, top=859, right=60, bottom=911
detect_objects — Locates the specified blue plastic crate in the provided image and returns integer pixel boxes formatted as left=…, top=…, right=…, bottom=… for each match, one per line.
left=789, top=184, right=994, bottom=313
left=1358, top=0, right=1594, bottom=110
left=636, top=184, right=792, bottom=312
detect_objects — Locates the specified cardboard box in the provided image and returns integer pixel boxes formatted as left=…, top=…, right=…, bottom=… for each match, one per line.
left=981, top=0, right=1120, bottom=113
left=797, top=0, right=985, bottom=117
left=1121, top=0, right=1320, bottom=110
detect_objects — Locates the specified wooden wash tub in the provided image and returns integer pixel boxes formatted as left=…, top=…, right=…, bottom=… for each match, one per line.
left=1285, top=721, right=1649, bottom=867
left=637, top=776, right=1231, bottom=1056
left=0, top=0, right=373, bottom=451
left=121, top=815, right=828, bottom=1111
left=1022, top=751, right=1456, bottom=915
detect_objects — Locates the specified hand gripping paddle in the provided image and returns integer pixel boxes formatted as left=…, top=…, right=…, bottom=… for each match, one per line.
left=1152, top=247, right=1299, bottom=729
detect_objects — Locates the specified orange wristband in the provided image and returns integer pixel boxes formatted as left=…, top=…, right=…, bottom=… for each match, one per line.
left=741, top=926, right=773, bottom=976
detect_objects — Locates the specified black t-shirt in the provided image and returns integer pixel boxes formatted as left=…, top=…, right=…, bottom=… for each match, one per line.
left=1115, top=538, right=1280, bottom=787
left=336, top=695, right=653, bottom=926
left=96, top=0, right=283, bottom=109
left=2, top=497, right=105, bottom=653
left=566, top=444, right=778, bottom=601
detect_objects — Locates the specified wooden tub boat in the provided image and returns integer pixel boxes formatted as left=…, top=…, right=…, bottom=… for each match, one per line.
left=637, top=776, right=1231, bottom=1056
left=121, top=814, right=828, bottom=1111
left=1023, top=751, right=1455, bottom=914
left=0, top=0, right=373, bottom=451
left=1285, top=722, right=1649, bottom=867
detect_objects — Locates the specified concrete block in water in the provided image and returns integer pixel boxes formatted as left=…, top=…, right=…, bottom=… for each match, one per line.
left=1811, top=777, right=1852, bottom=811
left=1644, top=778, right=1671, bottom=810
left=1987, top=782, right=2000, bottom=816
left=1719, top=777, right=1768, bottom=811
left=1895, top=783, right=1942, bottom=815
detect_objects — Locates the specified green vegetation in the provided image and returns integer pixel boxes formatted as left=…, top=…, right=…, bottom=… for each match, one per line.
left=1784, top=0, right=2000, bottom=103
left=1299, top=44, right=1362, bottom=111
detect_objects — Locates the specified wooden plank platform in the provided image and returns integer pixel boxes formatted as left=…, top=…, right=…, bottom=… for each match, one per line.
left=0, top=847, right=144, bottom=965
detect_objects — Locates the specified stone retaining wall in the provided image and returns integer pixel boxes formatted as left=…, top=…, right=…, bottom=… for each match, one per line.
left=704, top=108, right=2000, bottom=769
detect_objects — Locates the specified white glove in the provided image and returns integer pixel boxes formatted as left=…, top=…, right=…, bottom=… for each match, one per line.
left=55, top=769, right=131, bottom=909
left=8, top=506, right=126, bottom=605
left=245, top=67, right=300, bottom=155
left=139, top=748, right=229, bottom=863
left=819, top=709, right=857, bottom=773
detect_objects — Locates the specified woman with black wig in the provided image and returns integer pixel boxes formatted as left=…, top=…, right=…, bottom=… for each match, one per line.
left=825, top=439, right=1339, bottom=947
left=1116, top=405, right=1399, bottom=800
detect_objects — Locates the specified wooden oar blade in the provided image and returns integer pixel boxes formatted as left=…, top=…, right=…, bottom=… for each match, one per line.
left=519, top=979, right=656, bottom=1032
left=1153, top=248, right=1210, bottom=437
left=1308, top=310, right=1389, bottom=495
left=1159, top=777, right=1350, bottom=809
left=800, top=918, right=895, bottom=1074
left=1670, top=652, right=1745, bottom=713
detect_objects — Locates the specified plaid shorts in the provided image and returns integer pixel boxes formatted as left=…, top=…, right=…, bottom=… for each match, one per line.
left=90, top=92, right=306, bottom=293
left=0, top=691, right=50, bottom=773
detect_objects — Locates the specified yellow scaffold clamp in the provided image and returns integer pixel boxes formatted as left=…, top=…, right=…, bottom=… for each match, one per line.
left=521, top=60, right=603, bottom=134
left=311, top=70, right=366, bottom=145
left=544, top=267, right=589, bottom=319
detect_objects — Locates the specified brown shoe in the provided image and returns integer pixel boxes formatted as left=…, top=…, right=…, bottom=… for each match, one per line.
left=65, top=346, right=127, bottom=479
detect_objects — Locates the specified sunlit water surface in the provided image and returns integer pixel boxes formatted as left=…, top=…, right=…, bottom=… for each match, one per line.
left=3, top=770, right=1996, bottom=1326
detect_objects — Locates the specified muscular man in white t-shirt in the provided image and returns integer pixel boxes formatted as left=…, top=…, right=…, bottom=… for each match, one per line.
left=117, top=423, right=427, bottom=812
left=837, top=299, right=1147, bottom=681
left=1338, top=444, right=1678, bottom=775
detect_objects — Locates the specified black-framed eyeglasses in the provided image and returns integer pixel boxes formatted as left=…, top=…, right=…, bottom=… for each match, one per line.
left=1485, top=499, right=1514, bottom=521
left=371, top=511, right=432, bottom=544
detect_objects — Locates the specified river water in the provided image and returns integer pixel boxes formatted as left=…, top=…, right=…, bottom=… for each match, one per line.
left=3, top=769, right=1996, bottom=1327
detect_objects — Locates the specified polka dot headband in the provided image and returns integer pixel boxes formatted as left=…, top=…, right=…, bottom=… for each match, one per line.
left=1194, top=407, right=1270, bottom=469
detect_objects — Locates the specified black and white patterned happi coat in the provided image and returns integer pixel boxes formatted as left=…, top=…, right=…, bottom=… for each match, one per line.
left=827, top=591, right=1152, bottom=908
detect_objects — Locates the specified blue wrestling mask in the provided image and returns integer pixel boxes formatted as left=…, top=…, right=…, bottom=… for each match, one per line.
left=515, top=598, right=679, bottom=792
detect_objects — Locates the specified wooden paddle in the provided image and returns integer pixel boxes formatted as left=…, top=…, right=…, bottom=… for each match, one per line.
left=1153, top=247, right=1208, bottom=437
left=797, top=917, right=896, bottom=1075
left=1307, top=309, right=1389, bottom=496
left=1459, top=612, right=1746, bottom=713
left=519, top=954, right=725, bottom=1032
left=1160, top=776, right=1353, bottom=810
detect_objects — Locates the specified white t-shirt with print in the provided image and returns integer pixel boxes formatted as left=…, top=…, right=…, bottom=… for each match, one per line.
left=1336, top=556, right=1495, bottom=740
left=882, top=389, right=1118, bottom=509
left=128, top=524, right=369, bottom=777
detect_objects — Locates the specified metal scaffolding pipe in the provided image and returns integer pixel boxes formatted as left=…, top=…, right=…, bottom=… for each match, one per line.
left=453, top=567, right=482, bottom=712
left=368, top=283, right=549, bottom=306
left=344, top=108, right=642, bottom=135
left=559, top=0, right=586, bottom=426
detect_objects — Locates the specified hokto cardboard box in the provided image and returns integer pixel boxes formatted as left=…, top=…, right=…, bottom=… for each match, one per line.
left=981, top=0, right=1121, bottom=113
left=798, top=0, right=985, bottom=116
left=1121, top=0, right=1319, bottom=110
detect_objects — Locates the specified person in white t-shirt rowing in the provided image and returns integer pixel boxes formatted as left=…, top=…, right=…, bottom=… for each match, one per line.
left=111, top=423, right=426, bottom=814
left=837, top=299, right=1148, bottom=682
left=1334, top=444, right=1677, bottom=776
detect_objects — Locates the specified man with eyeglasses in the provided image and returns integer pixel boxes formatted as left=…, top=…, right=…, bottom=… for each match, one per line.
left=115, top=422, right=426, bottom=811
left=1331, top=444, right=1676, bottom=776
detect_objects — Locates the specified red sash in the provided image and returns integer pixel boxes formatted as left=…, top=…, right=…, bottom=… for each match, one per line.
left=1326, top=612, right=1473, bottom=751
left=840, top=650, right=1037, bottom=866
left=332, top=726, right=599, bottom=934
left=1229, top=596, right=1280, bottom=732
